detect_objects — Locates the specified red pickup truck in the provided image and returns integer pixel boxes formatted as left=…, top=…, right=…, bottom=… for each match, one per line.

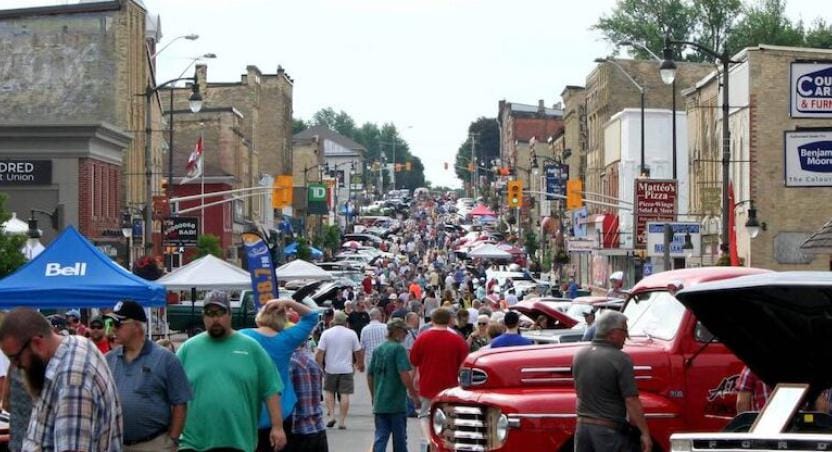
left=429, top=266, right=770, bottom=452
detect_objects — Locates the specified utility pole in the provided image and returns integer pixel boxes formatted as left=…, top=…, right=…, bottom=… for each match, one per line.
left=470, top=133, right=478, bottom=198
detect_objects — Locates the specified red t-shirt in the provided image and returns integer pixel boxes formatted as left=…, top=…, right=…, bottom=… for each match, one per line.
left=410, top=328, right=469, bottom=399
left=362, top=277, right=374, bottom=294
left=93, top=338, right=111, bottom=354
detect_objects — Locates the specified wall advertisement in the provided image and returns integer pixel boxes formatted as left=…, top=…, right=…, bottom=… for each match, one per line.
left=634, top=179, right=677, bottom=248
left=784, top=130, right=832, bottom=187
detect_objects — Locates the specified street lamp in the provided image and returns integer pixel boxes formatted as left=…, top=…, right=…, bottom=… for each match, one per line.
left=662, top=33, right=736, bottom=254
left=617, top=40, right=679, bottom=180
left=121, top=211, right=133, bottom=270
left=144, top=69, right=204, bottom=254
left=595, top=58, right=646, bottom=176
left=150, top=33, right=199, bottom=59
left=741, top=201, right=766, bottom=239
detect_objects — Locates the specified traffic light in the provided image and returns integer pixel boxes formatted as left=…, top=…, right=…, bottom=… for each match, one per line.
left=507, top=180, right=523, bottom=208
left=566, top=179, right=583, bottom=209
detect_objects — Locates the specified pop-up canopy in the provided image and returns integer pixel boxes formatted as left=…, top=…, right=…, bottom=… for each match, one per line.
left=276, top=259, right=333, bottom=281
left=0, top=226, right=165, bottom=308
left=156, top=254, right=252, bottom=290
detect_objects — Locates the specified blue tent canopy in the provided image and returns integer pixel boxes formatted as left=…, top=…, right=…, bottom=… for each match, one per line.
left=283, top=242, right=324, bottom=259
left=0, top=226, right=165, bottom=308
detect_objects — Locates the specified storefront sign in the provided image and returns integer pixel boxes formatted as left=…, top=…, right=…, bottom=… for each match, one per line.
left=785, top=130, right=832, bottom=186
left=567, top=237, right=594, bottom=252
left=634, top=179, right=677, bottom=248
left=0, top=160, right=52, bottom=185
left=307, top=183, right=328, bottom=214
left=572, top=207, right=588, bottom=237
left=645, top=222, right=701, bottom=257
left=544, top=163, right=569, bottom=200
left=163, top=217, right=199, bottom=247
left=791, top=62, right=832, bottom=117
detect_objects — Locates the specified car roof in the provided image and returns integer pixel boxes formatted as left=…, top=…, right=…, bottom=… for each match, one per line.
left=631, top=266, right=771, bottom=294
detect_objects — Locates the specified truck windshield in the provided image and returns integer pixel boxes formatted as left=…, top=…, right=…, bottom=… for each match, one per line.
left=623, top=291, right=686, bottom=340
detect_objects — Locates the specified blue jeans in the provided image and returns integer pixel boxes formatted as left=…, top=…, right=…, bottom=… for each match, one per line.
left=374, top=413, right=408, bottom=452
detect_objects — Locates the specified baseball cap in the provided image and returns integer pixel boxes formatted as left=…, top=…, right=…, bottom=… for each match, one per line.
left=89, top=316, right=105, bottom=328
left=65, top=309, right=81, bottom=319
left=610, top=271, right=624, bottom=281
left=204, top=290, right=231, bottom=311
left=503, top=311, right=520, bottom=327
left=387, top=318, right=408, bottom=333
left=107, top=300, right=148, bottom=323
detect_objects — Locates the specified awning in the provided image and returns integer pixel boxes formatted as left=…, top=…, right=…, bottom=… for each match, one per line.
left=801, top=218, right=832, bottom=254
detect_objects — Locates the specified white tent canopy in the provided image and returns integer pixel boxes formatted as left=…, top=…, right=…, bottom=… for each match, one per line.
left=468, top=243, right=512, bottom=259
left=1, top=212, right=29, bottom=235
left=276, top=259, right=333, bottom=281
left=156, top=254, right=252, bottom=290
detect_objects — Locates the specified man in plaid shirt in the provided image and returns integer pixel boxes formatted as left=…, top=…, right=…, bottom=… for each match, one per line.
left=736, top=365, right=770, bottom=412
left=288, top=346, right=328, bottom=452
left=0, top=308, right=122, bottom=451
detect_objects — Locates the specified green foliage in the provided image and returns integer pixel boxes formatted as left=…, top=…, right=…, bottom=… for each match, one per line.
left=295, top=237, right=312, bottom=261
left=321, top=224, right=341, bottom=255
left=292, top=118, right=308, bottom=135
left=300, top=109, right=427, bottom=191
left=0, top=193, right=26, bottom=277
left=196, top=234, right=222, bottom=258
left=454, top=117, right=500, bottom=185
left=524, top=231, right=539, bottom=261
left=597, top=0, right=832, bottom=60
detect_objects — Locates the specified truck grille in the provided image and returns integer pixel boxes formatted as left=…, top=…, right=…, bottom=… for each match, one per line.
left=440, top=405, right=489, bottom=451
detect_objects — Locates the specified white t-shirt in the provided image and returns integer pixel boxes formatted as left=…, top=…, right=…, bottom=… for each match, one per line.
left=317, top=325, right=361, bottom=374
left=467, top=307, right=479, bottom=325
left=0, top=352, right=9, bottom=377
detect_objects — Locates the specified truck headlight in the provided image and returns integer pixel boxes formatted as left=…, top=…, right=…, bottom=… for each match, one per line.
left=432, top=408, right=447, bottom=435
left=495, top=414, right=509, bottom=442
left=670, top=438, right=692, bottom=452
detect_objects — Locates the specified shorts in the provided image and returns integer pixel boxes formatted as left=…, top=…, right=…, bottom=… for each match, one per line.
left=324, top=372, right=355, bottom=394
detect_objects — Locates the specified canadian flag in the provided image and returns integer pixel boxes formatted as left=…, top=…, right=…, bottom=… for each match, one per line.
left=180, top=136, right=203, bottom=184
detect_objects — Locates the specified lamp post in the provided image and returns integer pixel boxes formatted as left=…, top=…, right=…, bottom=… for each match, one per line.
left=150, top=33, right=199, bottom=59
left=617, top=40, right=678, bottom=180
left=121, top=211, right=133, bottom=270
left=380, top=140, right=397, bottom=189
left=661, top=34, right=735, bottom=253
left=144, top=70, right=204, bottom=254
left=595, top=58, right=646, bottom=176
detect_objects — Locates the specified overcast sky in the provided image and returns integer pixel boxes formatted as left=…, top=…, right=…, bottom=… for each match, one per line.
left=6, top=0, right=832, bottom=188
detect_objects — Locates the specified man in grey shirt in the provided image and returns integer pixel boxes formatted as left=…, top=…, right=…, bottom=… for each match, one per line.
left=105, top=301, right=192, bottom=451
left=572, top=311, right=651, bottom=452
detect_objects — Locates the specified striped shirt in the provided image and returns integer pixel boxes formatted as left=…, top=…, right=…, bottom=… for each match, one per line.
left=360, top=321, right=388, bottom=369
left=25, top=335, right=123, bottom=451
left=289, top=349, right=325, bottom=435
left=736, top=366, right=770, bottom=411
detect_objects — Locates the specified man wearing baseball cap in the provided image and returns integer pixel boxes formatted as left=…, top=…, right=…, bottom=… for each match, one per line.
left=368, top=318, right=419, bottom=452
left=607, top=271, right=629, bottom=299
left=104, top=300, right=192, bottom=451
left=176, top=290, right=286, bottom=452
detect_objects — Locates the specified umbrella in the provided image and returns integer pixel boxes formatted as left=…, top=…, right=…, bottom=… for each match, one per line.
left=275, top=259, right=333, bottom=281
left=283, top=242, right=323, bottom=259
left=342, top=240, right=362, bottom=249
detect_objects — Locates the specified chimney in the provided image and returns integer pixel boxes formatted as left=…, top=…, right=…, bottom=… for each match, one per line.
left=538, top=99, right=545, bottom=113
left=195, top=64, right=208, bottom=99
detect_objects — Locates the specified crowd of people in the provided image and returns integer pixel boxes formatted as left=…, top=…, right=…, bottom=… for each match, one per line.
left=0, top=197, right=626, bottom=452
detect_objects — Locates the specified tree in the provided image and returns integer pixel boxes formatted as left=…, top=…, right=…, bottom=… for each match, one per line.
left=594, top=0, right=695, bottom=60
left=0, top=193, right=26, bottom=278
left=693, top=0, right=742, bottom=55
left=804, top=19, right=832, bottom=49
left=454, top=117, right=500, bottom=185
left=292, top=118, right=308, bottom=135
left=295, top=237, right=312, bottom=261
left=724, top=0, right=804, bottom=54
left=196, top=234, right=222, bottom=258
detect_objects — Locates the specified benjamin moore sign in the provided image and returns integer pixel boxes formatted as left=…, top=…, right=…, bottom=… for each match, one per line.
left=791, top=62, right=832, bottom=117
left=785, top=130, right=832, bottom=187
left=0, top=160, right=52, bottom=185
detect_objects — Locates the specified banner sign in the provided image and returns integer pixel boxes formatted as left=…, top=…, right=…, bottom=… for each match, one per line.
left=544, top=163, right=569, bottom=200
left=307, top=183, right=328, bottom=214
left=241, top=232, right=279, bottom=310
left=784, top=130, right=832, bottom=186
left=790, top=62, right=832, bottom=117
left=0, top=160, right=52, bottom=186
left=162, top=217, right=199, bottom=247
left=634, top=179, right=677, bottom=248
left=645, top=222, right=701, bottom=257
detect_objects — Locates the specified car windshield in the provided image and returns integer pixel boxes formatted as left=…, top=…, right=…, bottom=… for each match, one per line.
left=623, top=291, right=686, bottom=341
left=566, top=303, right=592, bottom=320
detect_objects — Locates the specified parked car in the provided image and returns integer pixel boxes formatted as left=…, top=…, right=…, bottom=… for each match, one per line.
left=670, top=271, right=832, bottom=451
left=167, top=290, right=256, bottom=335
left=429, top=266, right=770, bottom=452
left=510, top=299, right=587, bottom=344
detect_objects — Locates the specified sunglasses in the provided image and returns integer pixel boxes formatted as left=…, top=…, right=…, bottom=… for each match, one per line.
left=89, top=324, right=104, bottom=330
left=204, top=309, right=228, bottom=318
left=477, top=322, right=488, bottom=326
left=113, top=319, right=135, bottom=329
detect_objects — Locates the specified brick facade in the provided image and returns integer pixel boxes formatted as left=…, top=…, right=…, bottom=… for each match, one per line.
left=78, top=158, right=121, bottom=237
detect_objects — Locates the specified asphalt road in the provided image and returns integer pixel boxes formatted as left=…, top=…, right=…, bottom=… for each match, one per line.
left=322, top=369, right=426, bottom=452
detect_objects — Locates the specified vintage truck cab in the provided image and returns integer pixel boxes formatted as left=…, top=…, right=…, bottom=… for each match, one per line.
left=429, top=267, right=770, bottom=452
left=669, top=271, right=832, bottom=452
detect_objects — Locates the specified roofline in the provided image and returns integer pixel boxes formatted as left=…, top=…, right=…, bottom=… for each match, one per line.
left=0, top=1, right=126, bottom=19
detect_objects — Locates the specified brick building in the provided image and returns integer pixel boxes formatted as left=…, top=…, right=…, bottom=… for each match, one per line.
left=0, top=0, right=159, bottom=260
left=684, top=45, right=832, bottom=270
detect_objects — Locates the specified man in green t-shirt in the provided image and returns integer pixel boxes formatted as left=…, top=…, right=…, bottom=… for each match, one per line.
left=177, top=290, right=286, bottom=452
left=367, top=318, right=419, bottom=452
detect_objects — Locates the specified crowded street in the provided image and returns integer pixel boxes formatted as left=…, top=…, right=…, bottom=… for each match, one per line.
left=4, top=0, right=832, bottom=451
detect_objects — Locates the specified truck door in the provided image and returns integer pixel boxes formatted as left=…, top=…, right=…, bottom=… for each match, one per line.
left=681, top=319, right=744, bottom=432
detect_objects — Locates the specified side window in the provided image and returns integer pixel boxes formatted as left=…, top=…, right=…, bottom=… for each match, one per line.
left=694, top=321, right=718, bottom=343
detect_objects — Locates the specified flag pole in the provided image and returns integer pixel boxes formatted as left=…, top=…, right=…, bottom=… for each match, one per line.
left=200, top=129, right=205, bottom=235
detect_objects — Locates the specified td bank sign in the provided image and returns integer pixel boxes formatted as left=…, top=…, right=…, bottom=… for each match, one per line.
left=307, top=183, right=328, bottom=214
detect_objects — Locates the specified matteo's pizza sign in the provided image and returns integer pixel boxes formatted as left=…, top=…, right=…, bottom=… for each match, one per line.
left=0, top=160, right=52, bottom=186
